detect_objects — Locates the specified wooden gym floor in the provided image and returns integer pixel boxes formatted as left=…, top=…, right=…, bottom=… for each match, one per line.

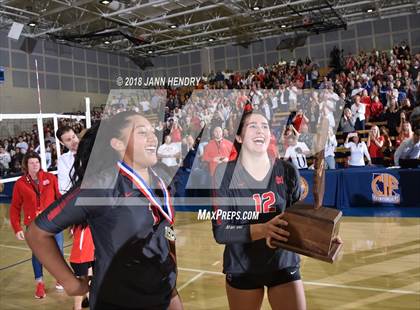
left=0, top=203, right=419, bottom=310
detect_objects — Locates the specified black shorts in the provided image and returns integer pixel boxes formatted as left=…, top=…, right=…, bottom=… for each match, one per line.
left=71, top=261, right=94, bottom=277
left=226, top=267, right=301, bottom=290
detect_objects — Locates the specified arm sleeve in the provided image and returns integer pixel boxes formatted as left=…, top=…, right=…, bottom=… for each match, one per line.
left=284, top=147, right=291, bottom=159
left=394, top=143, right=404, bottom=166
left=57, top=157, right=69, bottom=195
left=301, top=142, right=310, bottom=153
left=202, top=143, right=212, bottom=163
left=363, top=143, right=371, bottom=162
left=35, top=187, right=88, bottom=234
left=211, top=164, right=252, bottom=245
left=51, top=175, right=61, bottom=200
left=9, top=183, right=23, bottom=233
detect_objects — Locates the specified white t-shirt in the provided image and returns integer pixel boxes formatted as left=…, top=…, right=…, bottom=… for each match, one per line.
left=351, top=103, right=366, bottom=121
left=57, top=151, right=75, bottom=194
left=271, top=96, right=278, bottom=110
left=284, top=142, right=310, bottom=169
left=344, top=141, right=371, bottom=166
left=324, top=136, right=337, bottom=158
left=140, top=100, right=150, bottom=112
left=0, top=152, right=11, bottom=169
left=157, top=143, right=180, bottom=167
left=16, top=142, right=28, bottom=154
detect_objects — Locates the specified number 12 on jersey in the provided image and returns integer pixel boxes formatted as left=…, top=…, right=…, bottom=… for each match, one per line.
left=252, top=191, right=276, bottom=213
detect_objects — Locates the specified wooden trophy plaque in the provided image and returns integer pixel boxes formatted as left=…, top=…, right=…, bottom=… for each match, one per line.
left=280, top=119, right=343, bottom=263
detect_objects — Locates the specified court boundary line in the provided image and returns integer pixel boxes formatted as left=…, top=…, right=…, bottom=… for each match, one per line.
left=2, top=246, right=418, bottom=296
left=178, top=267, right=420, bottom=296
left=0, top=243, right=72, bottom=271
left=178, top=272, right=205, bottom=291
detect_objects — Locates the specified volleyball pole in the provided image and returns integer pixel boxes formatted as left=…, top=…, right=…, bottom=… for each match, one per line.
left=85, top=97, right=91, bottom=129
left=35, top=59, right=47, bottom=171
left=53, top=115, right=61, bottom=158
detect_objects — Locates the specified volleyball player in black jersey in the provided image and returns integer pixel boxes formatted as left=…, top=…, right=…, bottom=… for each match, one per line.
left=26, top=112, right=183, bottom=310
left=212, top=111, right=306, bottom=310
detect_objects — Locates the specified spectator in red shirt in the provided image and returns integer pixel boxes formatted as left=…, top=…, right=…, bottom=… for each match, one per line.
left=202, top=126, right=237, bottom=176
left=396, top=121, right=414, bottom=147
left=267, top=133, right=279, bottom=159
left=70, top=224, right=95, bottom=310
left=360, top=89, right=372, bottom=121
left=367, top=125, right=384, bottom=165
left=370, top=96, right=384, bottom=120
left=292, top=109, right=309, bottom=132
left=170, top=121, right=182, bottom=143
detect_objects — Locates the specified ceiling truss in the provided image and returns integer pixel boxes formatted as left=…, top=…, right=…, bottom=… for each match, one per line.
left=0, top=0, right=418, bottom=57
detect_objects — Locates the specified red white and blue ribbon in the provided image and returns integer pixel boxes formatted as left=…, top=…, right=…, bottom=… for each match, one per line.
left=117, top=160, right=174, bottom=225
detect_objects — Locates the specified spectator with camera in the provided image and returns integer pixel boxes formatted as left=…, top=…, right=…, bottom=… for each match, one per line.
left=284, top=135, right=310, bottom=170
left=344, top=132, right=372, bottom=167
left=367, top=126, right=384, bottom=165
left=351, top=95, right=366, bottom=130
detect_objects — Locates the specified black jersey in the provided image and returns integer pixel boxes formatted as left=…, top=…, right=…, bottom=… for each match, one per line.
left=212, top=158, right=301, bottom=274
left=35, top=166, right=176, bottom=310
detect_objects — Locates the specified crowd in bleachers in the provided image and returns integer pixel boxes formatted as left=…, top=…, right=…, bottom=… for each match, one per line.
left=0, top=119, right=86, bottom=177
left=1, top=43, right=419, bottom=179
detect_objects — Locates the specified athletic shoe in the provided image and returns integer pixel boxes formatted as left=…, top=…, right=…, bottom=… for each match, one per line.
left=55, top=282, right=64, bottom=290
left=35, top=282, right=46, bottom=299
left=81, top=296, right=89, bottom=308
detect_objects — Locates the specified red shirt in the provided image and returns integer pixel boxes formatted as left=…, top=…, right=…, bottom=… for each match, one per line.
left=170, top=127, right=182, bottom=142
left=10, top=170, right=60, bottom=233
left=202, top=139, right=237, bottom=176
left=293, top=114, right=307, bottom=132
left=361, top=96, right=371, bottom=118
left=70, top=225, right=95, bottom=264
left=268, top=134, right=279, bottom=158
left=370, top=101, right=383, bottom=118
left=368, top=136, right=384, bottom=158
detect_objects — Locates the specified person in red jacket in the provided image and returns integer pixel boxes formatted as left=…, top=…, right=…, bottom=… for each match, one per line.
left=9, top=151, right=63, bottom=299
left=70, top=223, right=95, bottom=310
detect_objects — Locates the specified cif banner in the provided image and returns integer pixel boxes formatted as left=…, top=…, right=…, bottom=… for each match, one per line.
left=371, top=173, right=400, bottom=204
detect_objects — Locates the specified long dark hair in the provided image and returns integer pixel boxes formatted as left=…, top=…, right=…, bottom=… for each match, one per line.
left=70, top=111, right=143, bottom=188
left=233, top=110, right=269, bottom=156
left=70, top=122, right=100, bottom=187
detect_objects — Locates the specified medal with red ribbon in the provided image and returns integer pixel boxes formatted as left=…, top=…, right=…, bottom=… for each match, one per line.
left=117, top=160, right=174, bottom=225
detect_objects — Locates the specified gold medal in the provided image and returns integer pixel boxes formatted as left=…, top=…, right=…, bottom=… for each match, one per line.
left=164, top=226, right=176, bottom=241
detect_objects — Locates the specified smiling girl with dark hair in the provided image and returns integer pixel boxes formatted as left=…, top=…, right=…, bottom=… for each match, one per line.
left=26, top=111, right=183, bottom=310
